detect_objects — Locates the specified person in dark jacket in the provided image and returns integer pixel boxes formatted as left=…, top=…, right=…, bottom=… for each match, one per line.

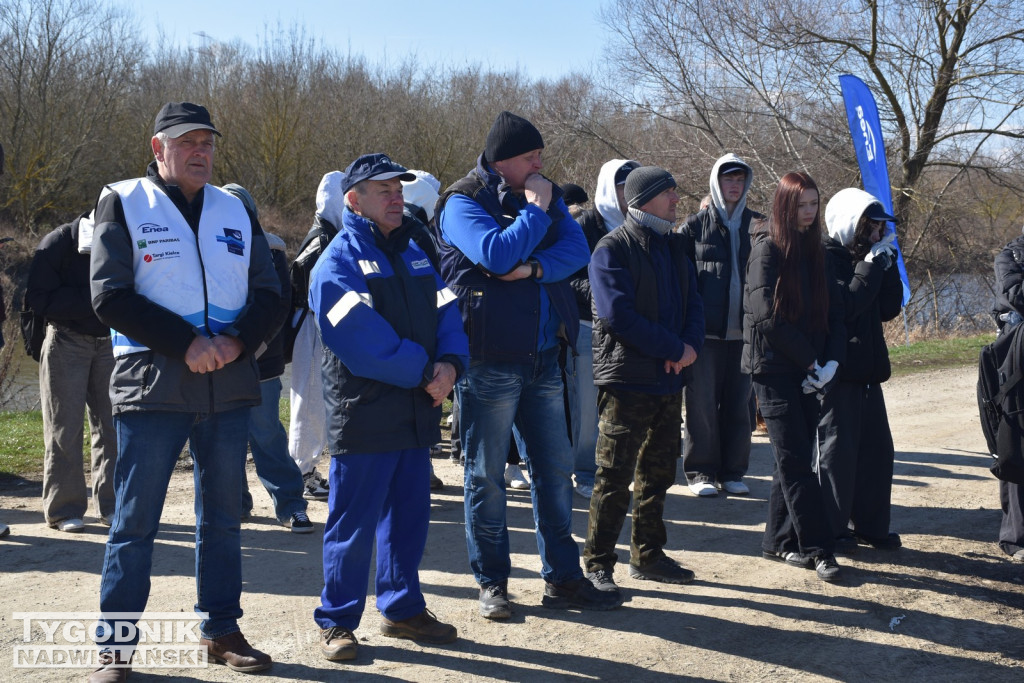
left=990, top=229, right=1024, bottom=563
left=309, top=153, right=469, bottom=661
left=743, top=171, right=846, bottom=582
left=26, top=211, right=116, bottom=533
left=569, top=159, right=639, bottom=500
left=436, top=111, right=618, bottom=619
left=221, top=184, right=313, bottom=534
left=583, top=166, right=705, bottom=596
left=678, top=154, right=764, bottom=497
left=819, top=188, right=904, bottom=553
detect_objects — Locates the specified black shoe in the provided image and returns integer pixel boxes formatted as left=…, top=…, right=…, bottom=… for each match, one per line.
left=853, top=531, right=902, bottom=550
left=628, top=556, right=695, bottom=585
left=834, top=534, right=858, bottom=555
left=585, top=568, right=621, bottom=595
left=286, top=511, right=315, bottom=534
left=479, top=583, right=511, bottom=620
left=542, top=577, right=623, bottom=610
left=429, top=471, right=444, bottom=491
left=761, top=550, right=815, bottom=569
left=815, top=555, right=841, bottom=582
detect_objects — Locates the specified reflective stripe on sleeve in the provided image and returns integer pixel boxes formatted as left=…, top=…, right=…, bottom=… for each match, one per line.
left=436, top=286, right=458, bottom=308
left=326, top=290, right=373, bottom=327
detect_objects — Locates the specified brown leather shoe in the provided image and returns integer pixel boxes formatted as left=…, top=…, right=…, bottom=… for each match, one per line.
left=200, top=631, right=272, bottom=673
left=87, top=651, right=131, bottom=683
left=379, top=609, right=457, bottom=644
left=320, top=626, right=358, bottom=661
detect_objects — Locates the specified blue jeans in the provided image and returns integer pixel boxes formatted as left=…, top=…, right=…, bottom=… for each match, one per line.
left=243, top=378, right=307, bottom=522
left=459, top=347, right=582, bottom=587
left=314, top=449, right=429, bottom=630
left=97, top=407, right=250, bottom=654
left=573, top=324, right=598, bottom=487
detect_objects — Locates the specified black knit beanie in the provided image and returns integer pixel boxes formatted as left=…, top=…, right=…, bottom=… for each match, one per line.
left=624, top=166, right=676, bottom=208
left=485, top=111, right=544, bottom=163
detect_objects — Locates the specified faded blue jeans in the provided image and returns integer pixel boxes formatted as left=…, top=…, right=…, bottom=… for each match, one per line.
left=459, top=347, right=583, bottom=587
left=573, top=323, right=598, bottom=488
left=97, top=407, right=249, bottom=655
left=243, top=377, right=307, bottom=522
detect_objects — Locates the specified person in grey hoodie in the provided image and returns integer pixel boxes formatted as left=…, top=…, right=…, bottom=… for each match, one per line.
left=570, top=159, right=639, bottom=499
left=677, top=154, right=764, bottom=497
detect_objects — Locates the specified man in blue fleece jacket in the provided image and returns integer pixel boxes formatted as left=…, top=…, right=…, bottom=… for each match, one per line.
left=584, top=166, right=705, bottom=597
left=309, top=153, right=469, bottom=661
left=436, top=111, right=621, bottom=619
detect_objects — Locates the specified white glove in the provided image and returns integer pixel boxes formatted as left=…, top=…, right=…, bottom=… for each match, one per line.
left=808, top=360, right=839, bottom=389
left=801, top=375, right=818, bottom=394
left=865, top=238, right=897, bottom=268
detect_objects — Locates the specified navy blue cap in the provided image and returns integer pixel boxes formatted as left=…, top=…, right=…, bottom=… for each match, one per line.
left=341, top=154, right=415, bottom=193
left=614, top=161, right=640, bottom=185
left=153, top=102, right=221, bottom=138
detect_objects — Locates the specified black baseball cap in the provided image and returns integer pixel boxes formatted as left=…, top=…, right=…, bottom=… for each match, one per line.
left=718, top=161, right=747, bottom=176
left=341, top=154, right=415, bottom=193
left=863, top=202, right=897, bottom=223
left=153, top=102, right=221, bottom=139
left=614, top=160, right=640, bottom=185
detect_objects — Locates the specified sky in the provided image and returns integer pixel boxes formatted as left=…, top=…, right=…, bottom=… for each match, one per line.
left=115, top=0, right=610, bottom=81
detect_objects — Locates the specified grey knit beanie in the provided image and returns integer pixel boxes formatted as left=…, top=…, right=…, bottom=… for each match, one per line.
left=624, top=166, right=676, bottom=208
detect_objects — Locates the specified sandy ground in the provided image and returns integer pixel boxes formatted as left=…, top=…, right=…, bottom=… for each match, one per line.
left=1, top=365, right=1022, bottom=682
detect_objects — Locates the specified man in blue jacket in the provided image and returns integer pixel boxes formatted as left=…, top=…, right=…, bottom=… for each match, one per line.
left=584, top=166, right=705, bottom=597
left=436, top=111, right=621, bottom=619
left=309, top=154, right=469, bottom=662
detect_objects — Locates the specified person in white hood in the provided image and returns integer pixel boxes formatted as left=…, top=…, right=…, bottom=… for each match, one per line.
left=569, top=159, right=639, bottom=499
left=820, top=187, right=904, bottom=553
left=678, top=154, right=764, bottom=497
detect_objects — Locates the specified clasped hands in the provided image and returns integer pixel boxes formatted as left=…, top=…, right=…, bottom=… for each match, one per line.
left=425, top=362, right=457, bottom=407
left=185, top=335, right=244, bottom=374
left=664, top=344, right=697, bottom=375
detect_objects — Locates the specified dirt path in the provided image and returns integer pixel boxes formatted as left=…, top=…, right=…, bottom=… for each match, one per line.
left=1, top=366, right=1022, bottom=681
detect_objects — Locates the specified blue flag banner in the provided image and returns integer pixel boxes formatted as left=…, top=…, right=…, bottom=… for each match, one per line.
left=839, top=73, right=911, bottom=305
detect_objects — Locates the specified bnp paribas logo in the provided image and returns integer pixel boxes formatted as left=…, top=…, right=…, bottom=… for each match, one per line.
left=137, top=240, right=147, bottom=249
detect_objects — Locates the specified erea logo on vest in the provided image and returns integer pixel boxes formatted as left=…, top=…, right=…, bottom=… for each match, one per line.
left=216, top=228, right=246, bottom=256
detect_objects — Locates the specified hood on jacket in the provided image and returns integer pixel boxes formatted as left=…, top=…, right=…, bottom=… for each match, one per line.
left=316, top=171, right=346, bottom=229
left=825, top=187, right=886, bottom=248
left=594, top=158, right=638, bottom=231
left=709, top=153, right=752, bottom=221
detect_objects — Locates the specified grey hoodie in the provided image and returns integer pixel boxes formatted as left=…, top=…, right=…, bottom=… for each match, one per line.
left=709, top=153, right=753, bottom=339
left=594, top=158, right=638, bottom=231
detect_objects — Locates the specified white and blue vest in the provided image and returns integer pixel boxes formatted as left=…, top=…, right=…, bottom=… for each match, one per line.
left=109, top=178, right=252, bottom=357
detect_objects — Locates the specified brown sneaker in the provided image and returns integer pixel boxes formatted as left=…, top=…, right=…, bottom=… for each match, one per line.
left=200, top=631, right=272, bottom=672
left=379, top=609, right=457, bottom=644
left=320, top=626, right=358, bottom=661
left=87, top=651, right=131, bottom=683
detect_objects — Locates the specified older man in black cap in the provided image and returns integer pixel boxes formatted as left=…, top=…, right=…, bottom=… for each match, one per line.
left=584, top=166, right=705, bottom=599
left=87, top=102, right=279, bottom=681
left=436, top=111, right=620, bottom=619
left=309, top=153, right=469, bottom=661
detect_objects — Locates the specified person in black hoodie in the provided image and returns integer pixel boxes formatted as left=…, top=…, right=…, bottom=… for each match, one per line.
left=26, top=211, right=116, bottom=533
left=819, top=188, right=904, bottom=553
left=743, top=171, right=846, bottom=582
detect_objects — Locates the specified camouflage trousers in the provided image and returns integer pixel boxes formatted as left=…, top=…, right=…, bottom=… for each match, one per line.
left=583, top=387, right=682, bottom=572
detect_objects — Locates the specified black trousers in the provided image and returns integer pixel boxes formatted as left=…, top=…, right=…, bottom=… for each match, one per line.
left=816, top=382, right=895, bottom=539
left=999, top=480, right=1024, bottom=556
left=754, top=373, right=834, bottom=558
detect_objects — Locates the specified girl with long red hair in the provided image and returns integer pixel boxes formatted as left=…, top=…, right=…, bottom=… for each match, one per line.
left=741, top=172, right=846, bottom=581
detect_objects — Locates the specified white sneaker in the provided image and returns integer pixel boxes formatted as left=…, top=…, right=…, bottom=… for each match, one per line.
left=721, top=480, right=750, bottom=495
left=55, top=518, right=85, bottom=532
left=574, top=482, right=594, bottom=499
left=303, top=470, right=330, bottom=500
left=504, top=463, right=530, bottom=490
left=688, top=482, right=718, bottom=497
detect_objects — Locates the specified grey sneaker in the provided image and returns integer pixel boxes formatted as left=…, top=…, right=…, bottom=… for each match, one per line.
left=479, top=583, right=511, bottom=620
left=303, top=470, right=329, bottom=500
left=628, top=556, right=695, bottom=585
left=815, top=555, right=842, bottom=582
left=585, top=568, right=620, bottom=595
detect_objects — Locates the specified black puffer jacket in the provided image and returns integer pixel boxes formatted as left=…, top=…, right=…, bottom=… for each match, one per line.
left=742, top=230, right=846, bottom=375
left=678, top=205, right=762, bottom=338
left=570, top=208, right=607, bottom=321
left=824, top=237, right=902, bottom=384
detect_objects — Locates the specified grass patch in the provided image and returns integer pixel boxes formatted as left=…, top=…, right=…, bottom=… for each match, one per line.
left=0, top=410, right=44, bottom=478
left=888, top=333, right=991, bottom=377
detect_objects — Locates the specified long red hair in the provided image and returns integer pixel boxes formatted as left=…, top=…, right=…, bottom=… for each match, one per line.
left=768, top=172, right=828, bottom=331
